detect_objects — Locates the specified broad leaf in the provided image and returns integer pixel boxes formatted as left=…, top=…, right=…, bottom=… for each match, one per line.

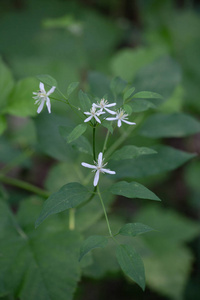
left=79, top=90, right=91, bottom=112
left=67, top=82, right=79, bottom=96
left=110, top=145, right=157, bottom=161
left=0, top=116, right=7, bottom=135
left=118, top=223, right=154, bottom=237
left=66, top=123, right=87, bottom=143
left=123, top=87, right=135, bottom=102
left=110, top=145, right=196, bottom=179
left=133, top=91, right=162, bottom=99
left=116, top=244, right=145, bottom=290
left=35, top=182, right=90, bottom=227
left=139, top=113, right=200, bottom=138
left=129, top=99, right=157, bottom=112
left=110, top=76, right=127, bottom=98
left=123, top=104, right=132, bottom=115
left=0, top=57, right=14, bottom=110
left=110, top=181, right=161, bottom=201
left=36, top=74, right=57, bottom=87
left=79, top=235, right=108, bottom=261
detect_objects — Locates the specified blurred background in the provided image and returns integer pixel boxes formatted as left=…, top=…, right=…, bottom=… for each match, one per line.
left=0, top=0, right=200, bottom=299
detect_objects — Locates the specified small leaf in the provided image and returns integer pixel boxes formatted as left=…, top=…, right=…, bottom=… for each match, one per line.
left=133, top=91, right=162, bottom=99
left=79, top=90, right=91, bottom=112
left=66, top=124, right=87, bottom=143
left=110, top=181, right=161, bottom=201
left=35, top=182, right=90, bottom=227
left=123, top=104, right=132, bottom=115
left=123, top=87, right=135, bottom=102
left=116, top=244, right=145, bottom=290
left=110, top=145, right=157, bottom=161
left=67, top=82, right=79, bottom=96
left=79, top=235, right=108, bottom=261
left=118, top=223, right=154, bottom=237
left=36, top=74, right=57, bottom=87
left=130, top=99, right=157, bottom=112
left=139, top=113, right=200, bottom=138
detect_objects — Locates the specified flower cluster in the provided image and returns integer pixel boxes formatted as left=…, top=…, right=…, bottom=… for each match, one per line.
left=33, top=82, right=56, bottom=114
left=83, top=98, right=136, bottom=128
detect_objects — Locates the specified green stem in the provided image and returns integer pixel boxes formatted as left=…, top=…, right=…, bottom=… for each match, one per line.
left=69, top=208, right=75, bottom=230
left=102, top=129, right=110, bottom=155
left=0, top=174, right=50, bottom=198
left=97, top=185, right=112, bottom=237
left=93, top=126, right=96, bottom=161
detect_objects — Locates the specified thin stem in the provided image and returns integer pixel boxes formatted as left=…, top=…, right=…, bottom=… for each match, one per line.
left=102, top=129, right=110, bottom=155
left=69, top=208, right=75, bottom=230
left=93, top=126, right=96, bottom=161
left=97, top=185, right=112, bottom=237
left=0, top=174, right=50, bottom=198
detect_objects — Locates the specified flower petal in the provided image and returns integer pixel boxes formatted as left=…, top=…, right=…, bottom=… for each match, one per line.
left=81, top=162, right=96, bottom=169
left=93, top=170, right=100, bottom=186
left=101, top=168, right=116, bottom=174
left=117, top=119, right=122, bottom=127
left=39, top=82, right=45, bottom=91
left=106, top=117, right=117, bottom=121
left=122, top=120, right=136, bottom=125
left=84, top=115, right=93, bottom=123
left=98, top=152, right=103, bottom=165
left=37, top=100, right=45, bottom=113
left=94, top=115, right=101, bottom=123
left=47, top=86, right=56, bottom=96
left=46, top=97, right=51, bottom=113
left=104, top=108, right=116, bottom=115
left=106, top=103, right=116, bottom=107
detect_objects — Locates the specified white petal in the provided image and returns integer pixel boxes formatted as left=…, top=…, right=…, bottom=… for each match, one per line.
left=84, top=111, right=91, bottom=115
left=101, top=168, right=116, bottom=175
left=33, top=92, right=37, bottom=95
left=46, top=97, right=51, bottom=113
left=81, top=162, right=96, bottom=169
left=37, top=100, right=45, bottom=113
left=122, top=120, right=136, bottom=125
left=104, top=108, right=116, bottom=115
left=47, top=86, right=56, bottom=96
left=93, top=170, right=100, bottom=186
left=117, top=119, right=122, bottom=127
left=98, top=152, right=103, bottom=165
left=94, top=115, right=101, bottom=123
left=92, top=103, right=100, bottom=108
left=106, top=117, right=117, bottom=121
left=39, top=82, right=45, bottom=91
left=84, top=115, right=93, bottom=122
left=106, top=103, right=116, bottom=107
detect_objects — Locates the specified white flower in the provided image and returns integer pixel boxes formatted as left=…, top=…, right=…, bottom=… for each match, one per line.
left=92, top=98, right=116, bottom=115
left=84, top=106, right=105, bottom=124
left=33, top=82, right=56, bottom=114
left=106, top=109, right=136, bottom=128
left=81, top=152, right=116, bottom=186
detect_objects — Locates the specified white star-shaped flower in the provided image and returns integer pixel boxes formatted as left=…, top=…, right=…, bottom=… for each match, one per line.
left=92, top=98, right=116, bottom=115
left=33, top=82, right=56, bottom=114
left=106, top=109, right=136, bottom=128
left=84, top=106, right=105, bottom=124
left=81, top=152, right=116, bottom=186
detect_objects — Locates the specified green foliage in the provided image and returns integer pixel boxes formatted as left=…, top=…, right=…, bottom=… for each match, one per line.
left=36, top=74, right=58, bottom=88
left=0, top=57, right=14, bottom=110
left=78, top=90, right=92, bottom=112
left=67, top=82, right=79, bottom=97
left=110, top=145, right=157, bottom=160
left=118, top=223, right=154, bottom=237
left=79, top=235, right=108, bottom=261
left=65, top=123, right=88, bottom=143
left=35, top=183, right=90, bottom=227
left=116, top=244, right=145, bottom=291
left=110, top=181, right=161, bottom=201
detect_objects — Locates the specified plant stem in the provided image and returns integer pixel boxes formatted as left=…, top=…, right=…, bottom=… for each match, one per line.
left=97, top=185, right=113, bottom=237
left=102, top=129, right=110, bottom=154
left=69, top=208, right=75, bottom=230
left=93, top=126, right=96, bottom=161
left=0, top=174, right=50, bottom=198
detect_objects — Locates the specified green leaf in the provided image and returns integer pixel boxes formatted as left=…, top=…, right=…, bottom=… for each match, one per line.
left=110, top=76, right=127, bottom=97
left=118, top=223, right=154, bottom=237
left=123, top=104, right=132, bottom=115
left=0, top=57, right=14, bottom=110
left=0, top=116, right=7, bottom=135
left=79, top=90, right=91, bottom=112
left=111, top=181, right=161, bottom=201
left=123, top=87, right=135, bottom=102
left=110, top=145, right=157, bottom=160
left=67, top=82, right=79, bottom=96
left=36, top=74, right=57, bottom=87
left=4, top=77, right=38, bottom=117
left=133, top=91, right=162, bottom=99
left=110, top=145, right=196, bottom=179
left=66, top=123, right=87, bottom=143
left=79, top=235, right=108, bottom=261
left=129, top=99, right=157, bottom=112
left=35, top=182, right=90, bottom=227
left=101, top=121, right=113, bottom=134
left=139, top=113, right=200, bottom=138
left=59, top=125, right=92, bottom=155
left=116, top=244, right=145, bottom=290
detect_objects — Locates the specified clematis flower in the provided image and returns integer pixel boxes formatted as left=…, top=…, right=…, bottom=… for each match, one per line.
left=92, top=98, right=116, bottom=115
left=33, top=82, right=56, bottom=114
left=84, top=106, right=105, bottom=124
left=81, top=152, right=116, bottom=186
left=106, top=109, right=136, bottom=128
